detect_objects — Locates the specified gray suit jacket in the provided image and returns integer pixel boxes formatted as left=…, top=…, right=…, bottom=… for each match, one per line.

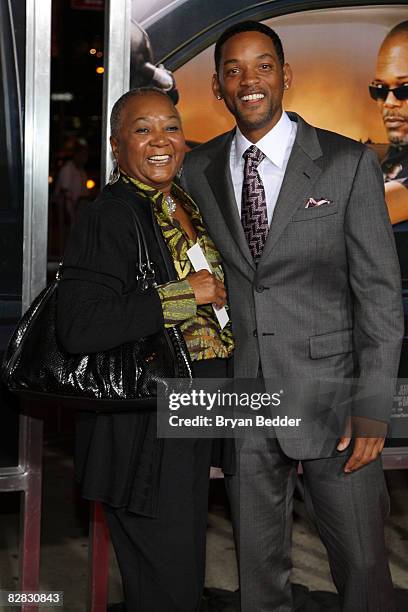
left=182, top=113, right=404, bottom=460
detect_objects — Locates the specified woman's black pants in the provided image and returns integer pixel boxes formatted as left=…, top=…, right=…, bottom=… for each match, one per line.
left=103, top=358, right=226, bottom=612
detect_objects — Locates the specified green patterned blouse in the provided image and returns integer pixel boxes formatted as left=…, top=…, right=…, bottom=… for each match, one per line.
left=121, top=174, right=234, bottom=361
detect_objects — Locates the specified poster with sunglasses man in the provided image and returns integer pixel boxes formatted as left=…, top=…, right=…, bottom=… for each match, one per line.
left=371, top=21, right=408, bottom=225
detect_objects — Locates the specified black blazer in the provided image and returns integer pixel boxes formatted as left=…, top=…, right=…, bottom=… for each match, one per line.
left=57, top=179, right=180, bottom=517
left=58, top=179, right=179, bottom=352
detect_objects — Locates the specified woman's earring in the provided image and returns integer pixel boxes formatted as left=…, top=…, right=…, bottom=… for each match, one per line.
left=176, top=165, right=183, bottom=181
left=109, top=159, right=120, bottom=184
left=216, top=95, right=222, bottom=100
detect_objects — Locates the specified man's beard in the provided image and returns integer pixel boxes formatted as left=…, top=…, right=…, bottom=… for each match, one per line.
left=388, top=131, right=408, bottom=146
left=236, top=104, right=276, bottom=133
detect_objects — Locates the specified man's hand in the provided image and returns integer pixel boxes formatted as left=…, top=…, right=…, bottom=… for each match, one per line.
left=337, top=416, right=388, bottom=473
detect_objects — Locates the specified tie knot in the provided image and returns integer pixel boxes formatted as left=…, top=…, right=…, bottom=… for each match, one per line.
left=243, top=145, right=265, bottom=167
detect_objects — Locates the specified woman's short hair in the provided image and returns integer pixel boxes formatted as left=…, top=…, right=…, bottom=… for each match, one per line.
left=110, top=87, right=172, bottom=138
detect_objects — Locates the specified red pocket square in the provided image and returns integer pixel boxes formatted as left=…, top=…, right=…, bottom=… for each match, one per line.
left=305, top=197, right=332, bottom=208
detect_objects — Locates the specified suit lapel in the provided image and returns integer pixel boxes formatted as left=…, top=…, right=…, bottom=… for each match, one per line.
left=259, top=114, right=323, bottom=265
left=204, top=131, right=255, bottom=270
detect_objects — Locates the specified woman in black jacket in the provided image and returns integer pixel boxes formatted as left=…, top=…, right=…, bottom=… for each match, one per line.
left=57, top=87, right=234, bottom=612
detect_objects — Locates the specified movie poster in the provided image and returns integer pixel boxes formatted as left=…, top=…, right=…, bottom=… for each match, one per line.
left=171, top=5, right=408, bottom=373
left=0, top=2, right=25, bottom=466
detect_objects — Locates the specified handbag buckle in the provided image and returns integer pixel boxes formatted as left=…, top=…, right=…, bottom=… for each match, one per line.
left=137, top=262, right=157, bottom=291
left=55, top=262, right=63, bottom=280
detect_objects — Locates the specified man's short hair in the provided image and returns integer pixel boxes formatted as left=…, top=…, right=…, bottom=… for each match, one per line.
left=386, top=20, right=408, bottom=39
left=110, top=86, right=173, bottom=138
left=214, top=20, right=285, bottom=74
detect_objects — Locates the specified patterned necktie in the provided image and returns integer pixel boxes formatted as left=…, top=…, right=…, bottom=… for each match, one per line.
left=241, top=145, right=268, bottom=261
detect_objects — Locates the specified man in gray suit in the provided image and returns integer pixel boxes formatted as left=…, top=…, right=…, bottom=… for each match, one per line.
left=182, top=21, right=404, bottom=612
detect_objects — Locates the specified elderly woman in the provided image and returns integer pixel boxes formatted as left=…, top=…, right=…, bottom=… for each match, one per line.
left=57, top=87, right=234, bottom=612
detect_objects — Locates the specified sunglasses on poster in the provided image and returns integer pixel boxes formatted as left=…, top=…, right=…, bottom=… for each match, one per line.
left=369, top=83, right=408, bottom=101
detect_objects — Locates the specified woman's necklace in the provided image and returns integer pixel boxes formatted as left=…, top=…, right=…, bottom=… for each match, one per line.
left=164, top=194, right=177, bottom=219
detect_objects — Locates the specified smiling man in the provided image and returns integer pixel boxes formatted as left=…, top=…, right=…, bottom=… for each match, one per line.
left=181, top=21, right=403, bottom=612
left=370, top=21, right=408, bottom=224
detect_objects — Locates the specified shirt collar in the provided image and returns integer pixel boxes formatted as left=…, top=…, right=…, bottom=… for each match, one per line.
left=233, top=111, right=294, bottom=169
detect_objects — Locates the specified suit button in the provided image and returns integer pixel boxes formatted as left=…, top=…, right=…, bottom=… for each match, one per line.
left=253, top=329, right=258, bottom=337
left=256, top=285, right=265, bottom=293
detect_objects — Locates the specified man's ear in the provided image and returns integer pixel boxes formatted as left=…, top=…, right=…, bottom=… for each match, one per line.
left=283, top=63, right=293, bottom=91
left=110, top=135, right=119, bottom=158
left=212, top=74, right=222, bottom=100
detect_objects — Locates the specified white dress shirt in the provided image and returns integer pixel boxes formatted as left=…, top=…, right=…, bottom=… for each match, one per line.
left=230, top=111, right=297, bottom=224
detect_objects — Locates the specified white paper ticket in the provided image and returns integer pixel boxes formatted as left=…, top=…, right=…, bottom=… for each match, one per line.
left=186, top=243, right=229, bottom=330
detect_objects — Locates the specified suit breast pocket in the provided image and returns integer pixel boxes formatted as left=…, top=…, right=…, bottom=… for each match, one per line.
left=291, top=203, right=338, bottom=222
left=285, top=200, right=342, bottom=262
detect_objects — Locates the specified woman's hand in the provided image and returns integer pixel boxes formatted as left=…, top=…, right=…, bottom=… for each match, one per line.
left=187, top=270, right=227, bottom=308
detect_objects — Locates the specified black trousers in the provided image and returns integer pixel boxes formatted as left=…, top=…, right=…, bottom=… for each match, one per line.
left=103, top=358, right=226, bottom=612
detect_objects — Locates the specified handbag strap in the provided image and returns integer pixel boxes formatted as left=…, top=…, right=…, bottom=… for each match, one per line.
left=115, top=198, right=157, bottom=291
left=57, top=197, right=157, bottom=292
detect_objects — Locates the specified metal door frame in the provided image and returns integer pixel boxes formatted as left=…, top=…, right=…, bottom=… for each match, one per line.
left=102, top=0, right=131, bottom=183
left=0, top=2, right=51, bottom=611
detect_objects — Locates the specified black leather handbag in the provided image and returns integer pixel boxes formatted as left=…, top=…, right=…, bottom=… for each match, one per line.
left=1, top=200, right=193, bottom=409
